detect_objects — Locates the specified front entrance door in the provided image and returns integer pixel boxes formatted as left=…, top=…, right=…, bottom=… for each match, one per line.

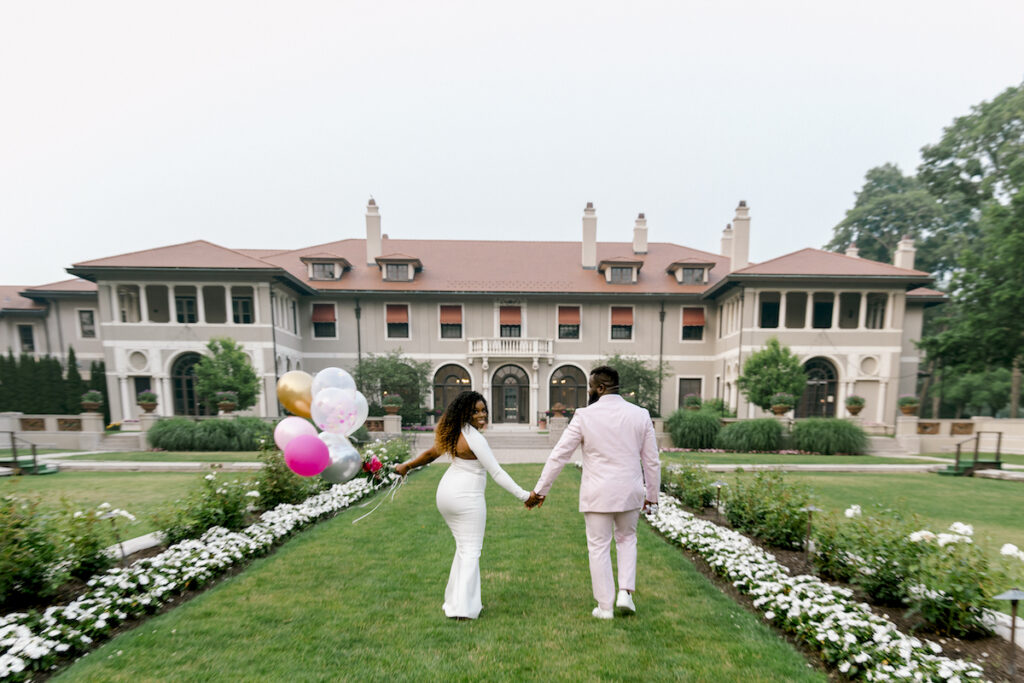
left=491, top=364, right=529, bottom=424
left=503, top=386, right=519, bottom=422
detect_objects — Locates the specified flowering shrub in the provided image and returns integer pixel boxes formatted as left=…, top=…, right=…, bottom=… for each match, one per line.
left=0, top=497, right=60, bottom=607
left=897, top=395, right=920, bottom=407
left=136, top=391, right=158, bottom=404
left=845, top=395, right=865, bottom=407
left=152, top=468, right=258, bottom=546
left=0, top=477, right=382, bottom=681
left=254, top=439, right=326, bottom=509
left=724, top=470, right=810, bottom=550
left=56, top=502, right=134, bottom=582
left=647, top=496, right=985, bottom=681
left=661, top=463, right=715, bottom=509
left=80, top=390, right=102, bottom=404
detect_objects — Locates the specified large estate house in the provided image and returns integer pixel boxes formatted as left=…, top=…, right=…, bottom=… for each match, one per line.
left=1, top=199, right=943, bottom=428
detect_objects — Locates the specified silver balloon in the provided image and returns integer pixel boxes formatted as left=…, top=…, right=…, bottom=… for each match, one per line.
left=319, top=433, right=362, bottom=484
left=345, top=391, right=370, bottom=436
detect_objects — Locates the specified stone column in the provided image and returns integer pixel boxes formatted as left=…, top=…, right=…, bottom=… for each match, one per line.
left=224, top=287, right=234, bottom=324
left=119, top=376, right=132, bottom=422
left=779, top=290, right=788, bottom=328
left=830, top=292, right=839, bottom=329
left=139, top=285, right=149, bottom=323
left=896, top=415, right=921, bottom=454
left=805, top=291, right=814, bottom=329
left=196, top=286, right=206, bottom=323
left=382, top=414, right=402, bottom=435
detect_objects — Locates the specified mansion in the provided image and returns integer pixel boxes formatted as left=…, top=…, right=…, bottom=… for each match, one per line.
left=0, top=199, right=943, bottom=427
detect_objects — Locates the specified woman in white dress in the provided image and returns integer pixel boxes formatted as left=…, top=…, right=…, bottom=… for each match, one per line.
left=395, top=391, right=529, bottom=619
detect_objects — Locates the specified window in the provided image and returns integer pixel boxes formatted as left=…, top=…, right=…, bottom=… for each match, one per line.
left=175, top=293, right=197, bottom=323
left=678, top=378, right=702, bottom=408
left=17, top=325, right=34, bottom=352
left=312, top=303, right=336, bottom=338
left=812, top=293, right=834, bottom=329
left=682, top=307, right=705, bottom=340
left=385, top=263, right=409, bottom=281
left=610, top=306, right=633, bottom=340
left=557, top=305, right=580, bottom=340
left=865, top=293, right=887, bottom=329
left=439, top=305, right=462, bottom=338
left=838, top=293, right=860, bottom=329
left=232, top=296, right=254, bottom=324
left=311, top=263, right=335, bottom=280
left=78, top=310, right=96, bottom=338
left=499, top=306, right=521, bottom=338
left=759, top=292, right=780, bottom=328
left=386, top=304, right=409, bottom=338
left=681, top=267, right=704, bottom=284
left=609, top=267, right=632, bottom=284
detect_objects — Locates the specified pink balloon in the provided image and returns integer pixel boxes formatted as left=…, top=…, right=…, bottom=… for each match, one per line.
left=283, top=434, right=330, bottom=477
left=274, top=416, right=318, bottom=451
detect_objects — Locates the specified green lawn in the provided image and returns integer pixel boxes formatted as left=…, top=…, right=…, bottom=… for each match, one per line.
left=0, top=448, right=78, bottom=457
left=777, top=472, right=1024, bottom=558
left=0, top=470, right=254, bottom=537
left=58, top=464, right=824, bottom=682
left=660, top=452, right=930, bottom=466
left=56, top=451, right=260, bottom=463
left=923, top=451, right=1024, bottom=467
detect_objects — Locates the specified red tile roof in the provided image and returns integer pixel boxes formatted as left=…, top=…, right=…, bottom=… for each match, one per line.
left=22, top=278, right=97, bottom=293
left=72, top=240, right=279, bottom=270
left=0, top=286, right=44, bottom=312
left=733, top=248, right=930, bottom=277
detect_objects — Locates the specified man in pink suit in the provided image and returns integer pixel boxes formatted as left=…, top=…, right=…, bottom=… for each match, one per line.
left=525, top=365, right=661, bottom=619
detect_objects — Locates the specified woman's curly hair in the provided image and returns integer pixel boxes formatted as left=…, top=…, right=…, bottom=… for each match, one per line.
left=435, top=391, right=487, bottom=456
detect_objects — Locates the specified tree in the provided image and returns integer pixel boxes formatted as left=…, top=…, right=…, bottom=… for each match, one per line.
left=737, top=337, right=807, bottom=411
left=931, top=367, right=1016, bottom=418
left=919, top=189, right=1024, bottom=416
left=596, top=354, right=668, bottom=416
left=63, top=347, right=87, bottom=414
left=87, top=359, right=111, bottom=424
left=194, top=338, right=261, bottom=411
left=825, top=164, right=960, bottom=279
left=354, top=350, right=431, bottom=424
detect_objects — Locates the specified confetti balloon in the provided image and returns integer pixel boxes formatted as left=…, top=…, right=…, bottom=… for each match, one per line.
left=346, top=391, right=370, bottom=436
left=311, top=367, right=357, bottom=398
left=311, top=387, right=359, bottom=435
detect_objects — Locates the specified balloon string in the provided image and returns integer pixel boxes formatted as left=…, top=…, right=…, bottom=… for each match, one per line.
left=352, top=475, right=404, bottom=524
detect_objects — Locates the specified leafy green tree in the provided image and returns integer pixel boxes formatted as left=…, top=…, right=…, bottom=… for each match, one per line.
left=825, top=163, right=959, bottom=278
left=596, top=354, right=668, bottom=416
left=737, top=337, right=807, bottom=411
left=64, top=347, right=87, bottom=414
left=87, top=359, right=111, bottom=424
left=194, top=338, right=261, bottom=411
left=931, top=367, right=1017, bottom=418
left=354, top=350, right=431, bottom=424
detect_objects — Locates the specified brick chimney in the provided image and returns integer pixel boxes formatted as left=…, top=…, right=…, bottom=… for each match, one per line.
left=365, top=198, right=381, bottom=266
left=632, top=213, right=648, bottom=254
left=893, top=235, right=916, bottom=270
left=582, top=202, right=597, bottom=269
left=731, top=201, right=750, bottom=271
left=845, top=242, right=860, bottom=258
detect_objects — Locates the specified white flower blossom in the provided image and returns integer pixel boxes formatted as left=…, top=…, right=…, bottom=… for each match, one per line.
left=948, top=522, right=973, bottom=537
left=844, top=505, right=862, bottom=518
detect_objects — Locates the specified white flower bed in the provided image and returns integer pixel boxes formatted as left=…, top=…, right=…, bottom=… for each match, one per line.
left=0, top=477, right=383, bottom=681
left=647, top=495, right=987, bottom=682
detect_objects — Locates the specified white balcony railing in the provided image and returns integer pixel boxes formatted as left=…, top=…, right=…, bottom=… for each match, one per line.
left=467, top=337, right=554, bottom=358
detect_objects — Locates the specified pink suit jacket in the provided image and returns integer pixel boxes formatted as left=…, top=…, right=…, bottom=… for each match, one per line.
left=534, top=393, right=660, bottom=512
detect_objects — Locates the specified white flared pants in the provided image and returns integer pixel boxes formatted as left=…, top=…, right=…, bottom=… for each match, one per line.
left=583, top=509, right=641, bottom=611
left=436, top=458, right=487, bottom=619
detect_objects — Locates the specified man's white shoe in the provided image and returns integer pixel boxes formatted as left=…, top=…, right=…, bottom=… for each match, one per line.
left=616, top=590, right=636, bottom=614
left=591, top=606, right=614, bottom=620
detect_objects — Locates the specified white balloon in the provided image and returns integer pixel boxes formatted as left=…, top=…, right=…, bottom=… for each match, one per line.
left=311, top=387, right=359, bottom=434
left=312, top=367, right=356, bottom=398
left=345, top=391, right=370, bottom=436
left=319, top=434, right=362, bottom=484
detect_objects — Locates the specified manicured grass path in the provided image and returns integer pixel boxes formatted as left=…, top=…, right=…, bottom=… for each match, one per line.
left=56, top=451, right=260, bottom=463
left=58, top=464, right=823, bottom=682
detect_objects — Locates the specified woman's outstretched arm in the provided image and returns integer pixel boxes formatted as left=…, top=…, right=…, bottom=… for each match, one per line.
left=462, top=426, right=529, bottom=502
left=395, top=445, right=442, bottom=476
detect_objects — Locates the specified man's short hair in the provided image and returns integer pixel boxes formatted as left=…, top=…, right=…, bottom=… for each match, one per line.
left=590, top=365, right=620, bottom=393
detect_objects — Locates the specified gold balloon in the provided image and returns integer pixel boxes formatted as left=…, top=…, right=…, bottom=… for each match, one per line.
left=277, top=370, right=313, bottom=418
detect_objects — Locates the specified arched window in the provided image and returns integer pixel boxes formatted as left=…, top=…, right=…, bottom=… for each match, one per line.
left=433, top=364, right=471, bottom=412
left=491, top=364, right=529, bottom=424
left=171, top=352, right=208, bottom=416
left=796, top=357, right=838, bottom=418
left=549, top=365, right=587, bottom=411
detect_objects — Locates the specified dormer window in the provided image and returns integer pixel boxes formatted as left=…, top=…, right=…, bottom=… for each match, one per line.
left=376, top=253, right=422, bottom=282
left=667, top=260, right=714, bottom=285
left=598, top=258, right=643, bottom=284
left=301, top=255, right=351, bottom=281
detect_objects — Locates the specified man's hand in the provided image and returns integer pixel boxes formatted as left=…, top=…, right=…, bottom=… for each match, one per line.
left=642, top=499, right=658, bottom=514
left=524, top=491, right=546, bottom=509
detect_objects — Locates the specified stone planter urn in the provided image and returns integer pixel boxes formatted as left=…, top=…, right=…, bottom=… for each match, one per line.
left=218, top=401, right=237, bottom=414
left=138, top=402, right=157, bottom=414
left=899, top=404, right=919, bottom=416
left=81, top=401, right=101, bottom=412
left=846, top=405, right=863, bottom=416
left=770, top=405, right=791, bottom=416
left=383, top=404, right=401, bottom=415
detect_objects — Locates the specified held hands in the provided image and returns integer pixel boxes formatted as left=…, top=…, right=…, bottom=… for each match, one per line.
left=524, top=491, right=545, bottom=509
left=642, top=499, right=658, bottom=515
left=395, top=463, right=410, bottom=477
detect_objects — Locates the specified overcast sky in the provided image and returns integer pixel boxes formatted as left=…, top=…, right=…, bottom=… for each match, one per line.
left=2, top=1, right=1023, bottom=286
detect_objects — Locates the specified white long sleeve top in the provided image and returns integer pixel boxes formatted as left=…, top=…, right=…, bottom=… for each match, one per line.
left=461, top=425, right=530, bottom=502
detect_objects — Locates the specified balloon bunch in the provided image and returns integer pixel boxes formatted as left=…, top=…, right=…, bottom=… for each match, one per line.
left=274, top=368, right=370, bottom=484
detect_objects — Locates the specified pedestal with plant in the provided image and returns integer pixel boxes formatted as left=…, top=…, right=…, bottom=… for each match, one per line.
left=845, top=394, right=865, bottom=416
left=136, top=390, right=158, bottom=413
left=768, top=392, right=796, bottom=416
left=898, top=394, right=920, bottom=415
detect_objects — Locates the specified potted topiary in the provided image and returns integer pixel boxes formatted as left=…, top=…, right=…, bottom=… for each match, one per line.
left=215, top=390, right=238, bottom=414
left=768, top=392, right=796, bottom=416
left=897, top=394, right=920, bottom=416
left=683, top=393, right=702, bottom=411
left=382, top=394, right=403, bottom=415
left=81, top=389, right=103, bottom=412
left=845, top=394, right=865, bottom=416
left=137, top=390, right=158, bottom=413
